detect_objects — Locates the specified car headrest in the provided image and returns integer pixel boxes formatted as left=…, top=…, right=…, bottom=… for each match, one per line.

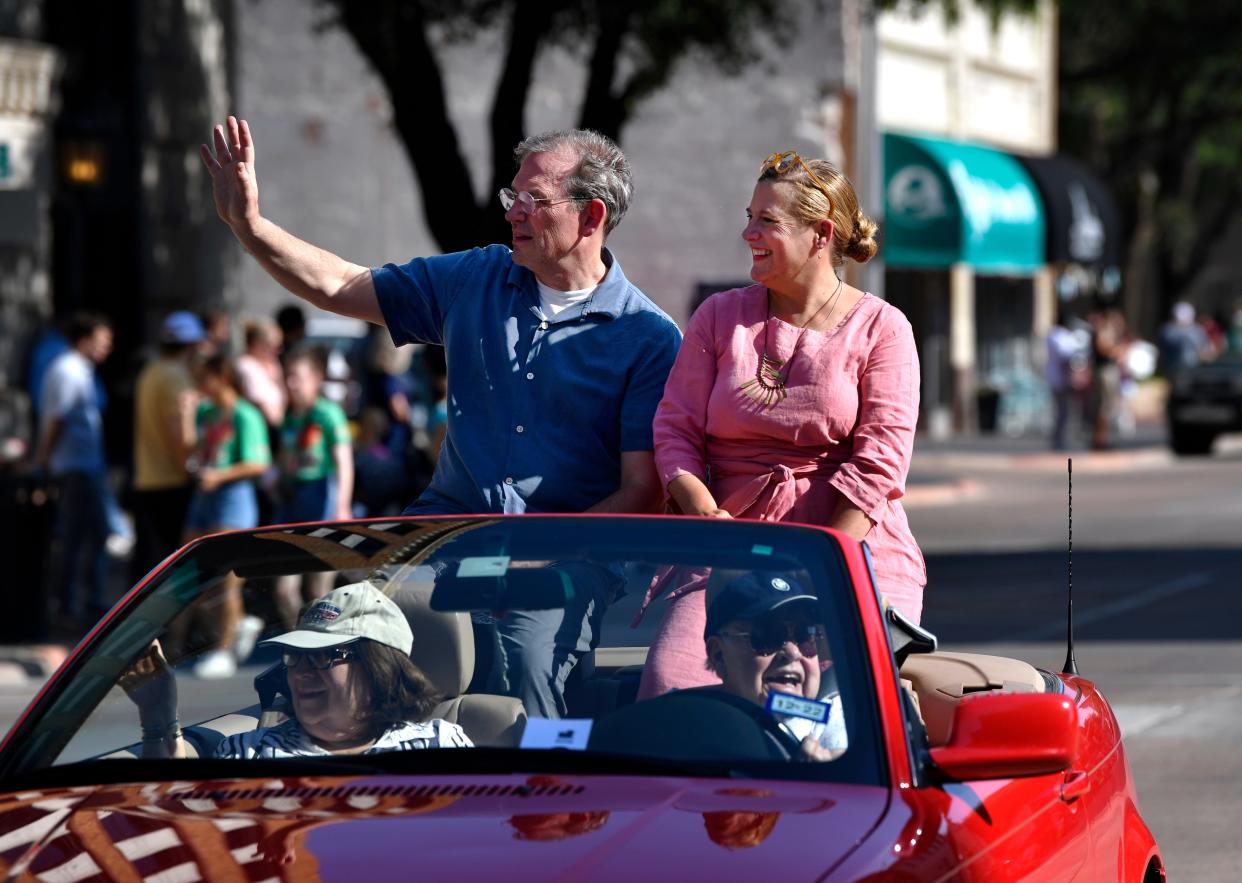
left=388, top=573, right=474, bottom=697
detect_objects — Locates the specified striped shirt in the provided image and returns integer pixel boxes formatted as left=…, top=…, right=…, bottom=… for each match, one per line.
left=214, top=718, right=473, bottom=759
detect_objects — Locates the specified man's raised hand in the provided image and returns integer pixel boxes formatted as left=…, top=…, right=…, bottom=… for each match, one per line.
left=200, top=116, right=260, bottom=231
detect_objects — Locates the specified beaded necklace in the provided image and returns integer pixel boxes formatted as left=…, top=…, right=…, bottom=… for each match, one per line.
left=740, top=275, right=844, bottom=406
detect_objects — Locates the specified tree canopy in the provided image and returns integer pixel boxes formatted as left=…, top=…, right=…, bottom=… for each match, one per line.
left=1058, top=1, right=1242, bottom=328
left=321, top=0, right=798, bottom=252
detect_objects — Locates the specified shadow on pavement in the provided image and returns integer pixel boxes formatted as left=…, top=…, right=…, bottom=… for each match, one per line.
left=922, top=547, right=1242, bottom=644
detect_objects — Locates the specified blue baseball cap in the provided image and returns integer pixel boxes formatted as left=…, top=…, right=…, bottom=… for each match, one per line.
left=704, top=571, right=817, bottom=639
left=160, top=311, right=206, bottom=344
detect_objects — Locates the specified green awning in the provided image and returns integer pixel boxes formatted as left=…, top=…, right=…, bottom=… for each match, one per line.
left=883, top=132, right=1045, bottom=272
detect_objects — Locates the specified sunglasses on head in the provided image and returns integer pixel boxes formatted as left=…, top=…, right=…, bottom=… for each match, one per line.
left=760, top=150, right=834, bottom=212
left=720, top=620, right=827, bottom=657
left=281, top=646, right=356, bottom=670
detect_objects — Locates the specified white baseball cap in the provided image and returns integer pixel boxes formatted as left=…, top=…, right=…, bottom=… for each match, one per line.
left=260, top=581, right=413, bottom=655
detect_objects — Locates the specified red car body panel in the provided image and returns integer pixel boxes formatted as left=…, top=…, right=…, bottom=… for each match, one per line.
left=0, top=515, right=1163, bottom=881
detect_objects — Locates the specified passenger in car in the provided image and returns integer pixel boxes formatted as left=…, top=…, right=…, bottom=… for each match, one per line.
left=120, top=581, right=472, bottom=758
left=703, top=571, right=846, bottom=760
left=639, top=150, right=925, bottom=698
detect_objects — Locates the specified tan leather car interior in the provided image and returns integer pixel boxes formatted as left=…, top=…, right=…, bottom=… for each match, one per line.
left=389, top=576, right=527, bottom=747
left=900, top=651, right=1046, bottom=746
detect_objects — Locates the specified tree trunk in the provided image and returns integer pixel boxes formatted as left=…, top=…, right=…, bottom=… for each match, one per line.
left=485, top=0, right=562, bottom=245
left=576, top=4, right=633, bottom=142
left=338, top=1, right=486, bottom=253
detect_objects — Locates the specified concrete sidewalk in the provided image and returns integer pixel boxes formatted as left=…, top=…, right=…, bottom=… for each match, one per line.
left=904, top=422, right=1175, bottom=508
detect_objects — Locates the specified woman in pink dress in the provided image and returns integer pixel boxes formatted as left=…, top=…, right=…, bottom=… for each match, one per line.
left=637, top=151, right=926, bottom=698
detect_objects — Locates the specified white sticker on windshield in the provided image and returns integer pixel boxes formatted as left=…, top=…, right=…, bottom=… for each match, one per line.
left=766, top=692, right=831, bottom=724
left=519, top=717, right=594, bottom=751
left=751, top=544, right=774, bottom=556
left=456, top=556, right=510, bottom=578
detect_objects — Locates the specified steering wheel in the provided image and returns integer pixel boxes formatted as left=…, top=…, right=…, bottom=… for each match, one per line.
left=589, top=687, right=803, bottom=762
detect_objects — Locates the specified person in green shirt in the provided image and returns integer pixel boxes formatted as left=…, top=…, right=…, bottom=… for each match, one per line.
left=275, top=348, right=353, bottom=524
left=272, top=348, right=355, bottom=628
left=176, top=355, right=271, bottom=678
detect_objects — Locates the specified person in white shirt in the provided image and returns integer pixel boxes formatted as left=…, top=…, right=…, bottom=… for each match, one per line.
left=33, top=313, right=114, bottom=625
left=702, top=571, right=846, bottom=760
left=121, top=580, right=472, bottom=758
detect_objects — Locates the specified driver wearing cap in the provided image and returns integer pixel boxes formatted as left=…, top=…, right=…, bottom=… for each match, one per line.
left=703, top=571, right=846, bottom=760
left=122, top=581, right=472, bottom=759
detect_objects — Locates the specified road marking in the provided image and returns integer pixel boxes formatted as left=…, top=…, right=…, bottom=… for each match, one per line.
left=1015, top=572, right=1214, bottom=640
left=1112, top=703, right=1185, bottom=738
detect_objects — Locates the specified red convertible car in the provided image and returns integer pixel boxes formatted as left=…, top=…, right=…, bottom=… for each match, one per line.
left=0, top=516, right=1163, bottom=881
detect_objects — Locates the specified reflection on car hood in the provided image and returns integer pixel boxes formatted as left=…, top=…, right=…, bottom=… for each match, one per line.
left=0, top=775, right=889, bottom=879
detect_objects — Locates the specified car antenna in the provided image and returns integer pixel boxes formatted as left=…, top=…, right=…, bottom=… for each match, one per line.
left=1062, top=457, right=1079, bottom=675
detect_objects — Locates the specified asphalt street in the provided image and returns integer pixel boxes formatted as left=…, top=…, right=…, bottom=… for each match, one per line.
left=1, top=429, right=1238, bottom=879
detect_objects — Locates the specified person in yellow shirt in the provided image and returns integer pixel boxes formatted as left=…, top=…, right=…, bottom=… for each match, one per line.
left=129, top=312, right=204, bottom=583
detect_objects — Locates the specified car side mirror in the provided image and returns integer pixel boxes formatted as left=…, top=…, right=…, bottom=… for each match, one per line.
left=930, top=692, right=1077, bottom=780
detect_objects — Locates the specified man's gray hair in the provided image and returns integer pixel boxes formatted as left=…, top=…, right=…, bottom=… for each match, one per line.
left=514, top=129, right=633, bottom=234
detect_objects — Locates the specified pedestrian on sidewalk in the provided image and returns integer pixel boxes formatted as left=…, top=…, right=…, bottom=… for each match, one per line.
left=1087, top=305, right=1129, bottom=451
left=130, top=312, right=205, bottom=584
left=271, top=347, right=354, bottom=628
left=173, top=355, right=270, bottom=678
left=635, top=151, right=926, bottom=699
left=1158, top=302, right=1210, bottom=378
left=32, top=313, right=115, bottom=627
left=1045, top=308, right=1091, bottom=451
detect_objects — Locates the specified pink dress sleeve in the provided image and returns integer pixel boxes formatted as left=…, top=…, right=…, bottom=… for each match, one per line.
left=828, top=310, right=920, bottom=523
left=652, top=296, right=719, bottom=490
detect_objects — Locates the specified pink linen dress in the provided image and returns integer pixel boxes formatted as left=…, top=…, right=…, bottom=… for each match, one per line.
left=637, top=285, right=926, bottom=698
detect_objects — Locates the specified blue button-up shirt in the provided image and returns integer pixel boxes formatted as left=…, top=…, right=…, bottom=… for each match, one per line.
left=374, top=245, right=682, bottom=514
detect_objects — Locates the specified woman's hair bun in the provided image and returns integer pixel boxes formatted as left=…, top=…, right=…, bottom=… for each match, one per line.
left=845, top=210, right=878, bottom=263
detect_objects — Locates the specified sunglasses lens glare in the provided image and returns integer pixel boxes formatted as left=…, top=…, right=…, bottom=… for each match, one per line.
left=749, top=621, right=822, bottom=657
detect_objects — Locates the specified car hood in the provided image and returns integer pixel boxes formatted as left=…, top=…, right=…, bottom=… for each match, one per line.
left=1, top=774, right=890, bottom=881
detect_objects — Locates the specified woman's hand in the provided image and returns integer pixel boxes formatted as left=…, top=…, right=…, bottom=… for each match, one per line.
left=667, top=474, right=730, bottom=519
left=119, top=640, right=178, bottom=727
left=197, top=466, right=224, bottom=493
left=800, top=735, right=845, bottom=762
left=120, top=640, right=187, bottom=759
left=828, top=499, right=873, bottom=541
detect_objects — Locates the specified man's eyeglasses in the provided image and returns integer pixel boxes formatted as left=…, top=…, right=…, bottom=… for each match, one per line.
left=498, top=188, right=590, bottom=214
left=282, top=646, right=357, bottom=670
left=760, top=151, right=834, bottom=211
left=719, top=621, right=827, bottom=657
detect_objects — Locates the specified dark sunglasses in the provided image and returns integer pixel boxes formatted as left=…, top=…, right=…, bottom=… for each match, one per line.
left=281, top=646, right=356, bottom=670
left=719, top=620, right=826, bottom=657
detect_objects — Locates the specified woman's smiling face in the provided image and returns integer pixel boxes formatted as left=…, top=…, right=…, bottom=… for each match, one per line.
left=741, top=181, right=819, bottom=289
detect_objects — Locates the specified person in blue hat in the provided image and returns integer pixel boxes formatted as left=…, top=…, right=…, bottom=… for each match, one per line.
left=703, top=570, right=846, bottom=759
left=129, top=311, right=208, bottom=582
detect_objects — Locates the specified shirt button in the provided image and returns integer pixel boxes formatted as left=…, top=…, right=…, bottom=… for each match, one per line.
left=504, top=476, right=514, bottom=485
left=539, top=321, right=549, bottom=330
left=526, top=372, right=535, bottom=380
left=515, top=425, right=524, bottom=433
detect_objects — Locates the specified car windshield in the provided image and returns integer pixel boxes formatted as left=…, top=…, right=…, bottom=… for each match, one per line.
left=3, top=517, right=884, bottom=785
